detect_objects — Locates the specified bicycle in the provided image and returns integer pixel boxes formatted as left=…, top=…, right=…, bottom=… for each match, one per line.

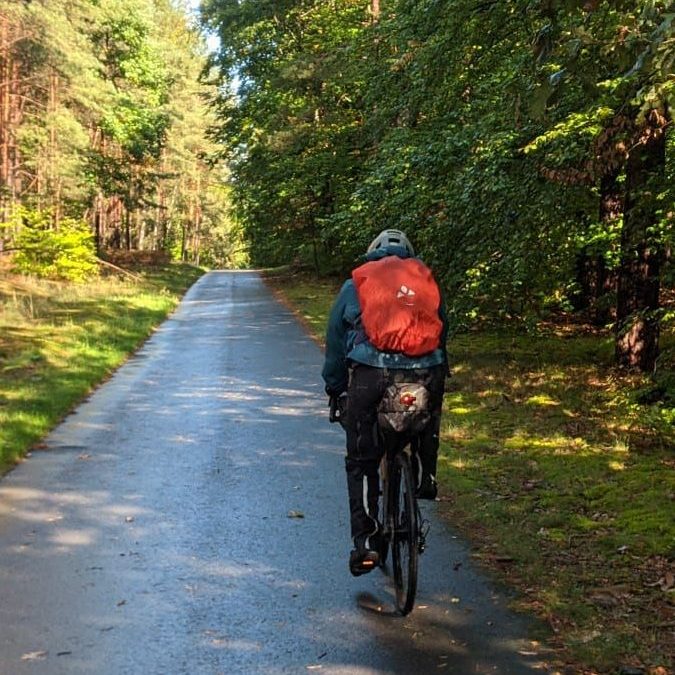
left=329, top=387, right=430, bottom=616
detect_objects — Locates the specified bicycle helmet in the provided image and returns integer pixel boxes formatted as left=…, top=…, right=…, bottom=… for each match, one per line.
left=367, top=229, right=415, bottom=256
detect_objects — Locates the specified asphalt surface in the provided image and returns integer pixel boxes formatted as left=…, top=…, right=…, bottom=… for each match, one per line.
left=0, top=271, right=553, bottom=674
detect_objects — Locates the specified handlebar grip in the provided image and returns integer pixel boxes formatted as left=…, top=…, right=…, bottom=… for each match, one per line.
left=329, top=396, right=340, bottom=423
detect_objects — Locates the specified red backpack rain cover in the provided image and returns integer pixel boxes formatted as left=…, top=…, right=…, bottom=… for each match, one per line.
left=352, top=256, right=443, bottom=357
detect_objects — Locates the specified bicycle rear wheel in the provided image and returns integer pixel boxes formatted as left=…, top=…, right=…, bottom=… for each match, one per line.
left=390, top=451, right=419, bottom=615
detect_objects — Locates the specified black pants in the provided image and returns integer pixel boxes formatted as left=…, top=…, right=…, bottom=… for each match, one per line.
left=344, top=363, right=446, bottom=549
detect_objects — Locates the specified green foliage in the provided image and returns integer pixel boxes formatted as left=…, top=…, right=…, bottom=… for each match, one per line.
left=9, top=209, right=97, bottom=282
left=203, top=0, right=370, bottom=269
left=203, top=0, right=673, bottom=363
left=1, top=0, right=228, bottom=269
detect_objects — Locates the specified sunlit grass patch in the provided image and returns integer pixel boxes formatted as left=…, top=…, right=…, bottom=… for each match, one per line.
left=503, top=433, right=571, bottom=452
left=525, top=394, right=560, bottom=406
left=0, top=264, right=204, bottom=472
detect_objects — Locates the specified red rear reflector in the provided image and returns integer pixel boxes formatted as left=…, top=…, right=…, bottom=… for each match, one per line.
left=400, top=393, right=416, bottom=407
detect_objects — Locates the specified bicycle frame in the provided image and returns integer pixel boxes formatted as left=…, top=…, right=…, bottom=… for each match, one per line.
left=379, top=429, right=426, bottom=615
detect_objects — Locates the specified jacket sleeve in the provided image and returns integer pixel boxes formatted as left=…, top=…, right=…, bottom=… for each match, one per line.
left=321, top=281, right=351, bottom=394
left=437, top=281, right=450, bottom=375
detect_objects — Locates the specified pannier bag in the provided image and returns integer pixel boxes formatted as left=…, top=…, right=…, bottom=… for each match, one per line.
left=378, top=383, right=431, bottom=434
left=352, top=256, right=443, bottom=357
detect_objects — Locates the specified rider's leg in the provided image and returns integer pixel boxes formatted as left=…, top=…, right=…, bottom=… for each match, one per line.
left=416, top=364, right=446, bottom=499
left=345, top=458, right=380, bottom=547
left=345, top=365, right=385, bottom=574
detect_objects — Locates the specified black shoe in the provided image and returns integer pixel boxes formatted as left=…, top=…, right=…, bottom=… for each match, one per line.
left=368, top=528, right=384, bottom=557
left=349, top=548, right=380, bottom=576
left=417, top=474, right=438, bottom=500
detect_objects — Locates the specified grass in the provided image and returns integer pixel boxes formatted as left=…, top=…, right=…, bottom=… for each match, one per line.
left=263, top=268, right=675, bottom=675
left=0, top=263, right=204, bottom=472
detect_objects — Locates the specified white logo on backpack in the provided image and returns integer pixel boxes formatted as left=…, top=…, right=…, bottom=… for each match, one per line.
left=397, top=284, right=416, bottom=304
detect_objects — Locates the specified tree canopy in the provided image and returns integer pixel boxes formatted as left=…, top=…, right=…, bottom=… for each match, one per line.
left=0, top=0, right=241, bottom=271
left=202, top=0, right=674, bottom=371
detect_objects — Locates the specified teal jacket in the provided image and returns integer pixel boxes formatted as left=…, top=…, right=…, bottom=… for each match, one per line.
left=321, top=246, right=448, bottom=394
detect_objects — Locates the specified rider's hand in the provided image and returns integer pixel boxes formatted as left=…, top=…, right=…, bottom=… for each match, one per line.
left=328, top=391, right=348, bottom=425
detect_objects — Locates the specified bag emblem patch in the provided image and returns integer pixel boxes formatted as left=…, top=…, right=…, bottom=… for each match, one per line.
left=397, top=285, right=416, bottom=303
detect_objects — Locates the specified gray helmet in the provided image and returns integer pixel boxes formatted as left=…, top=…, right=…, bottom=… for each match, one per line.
left=367, top=229, right=415, bottom=256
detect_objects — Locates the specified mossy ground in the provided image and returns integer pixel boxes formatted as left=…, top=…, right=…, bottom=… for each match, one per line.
left=263, top=269, right=675, bottom=675
left=0, top=263, right=204, bottom=472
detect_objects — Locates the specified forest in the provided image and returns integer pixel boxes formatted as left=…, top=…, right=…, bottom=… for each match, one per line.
left=0, top=0, right=243, bottom=271
left=202, top=0, right=674, bottom=375
left=2, top=0, right=673, bottom=373
left=0, top=3, right=673, bottom=671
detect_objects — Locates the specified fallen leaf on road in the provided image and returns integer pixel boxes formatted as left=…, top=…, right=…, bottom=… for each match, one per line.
left=21, top=651, right=47, bottom=661
left=125, top=516, right=134, bottom=523
left=288, top=510, right=305, bottom=519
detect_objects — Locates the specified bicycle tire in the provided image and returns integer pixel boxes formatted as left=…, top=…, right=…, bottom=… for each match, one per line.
left=379, top=530, right=390, bottom=567
left=391, top=451, right=419, bottom=615
left=379, top=456, right=390, bottom=567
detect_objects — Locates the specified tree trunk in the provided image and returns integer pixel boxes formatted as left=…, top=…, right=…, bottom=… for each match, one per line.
left=0, top=15, right=18, bottom=224
left=125, top=207, right=131, bottom=250
left=180, top=222, right=187, bottom=261
left=193, top=198, right=201, bottom=265
left=615, top=110, right=667, bottom=371
left=155, top=151, right=166, bottom=251
left=48, top=68, right=57, bottom=223
left=137, top=209, right=144, bottom=250
left=0, top=14, right=9, bottom=226
left=573, top=171, right=620, bottom=324
left=8, top=37, right=20, bottom=207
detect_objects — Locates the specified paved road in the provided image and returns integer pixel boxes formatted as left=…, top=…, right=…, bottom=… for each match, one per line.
left=0, top=272, right=552, bottom=674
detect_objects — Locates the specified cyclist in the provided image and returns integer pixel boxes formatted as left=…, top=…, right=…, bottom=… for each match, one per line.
left=322, top=229, right=448, bottom=577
